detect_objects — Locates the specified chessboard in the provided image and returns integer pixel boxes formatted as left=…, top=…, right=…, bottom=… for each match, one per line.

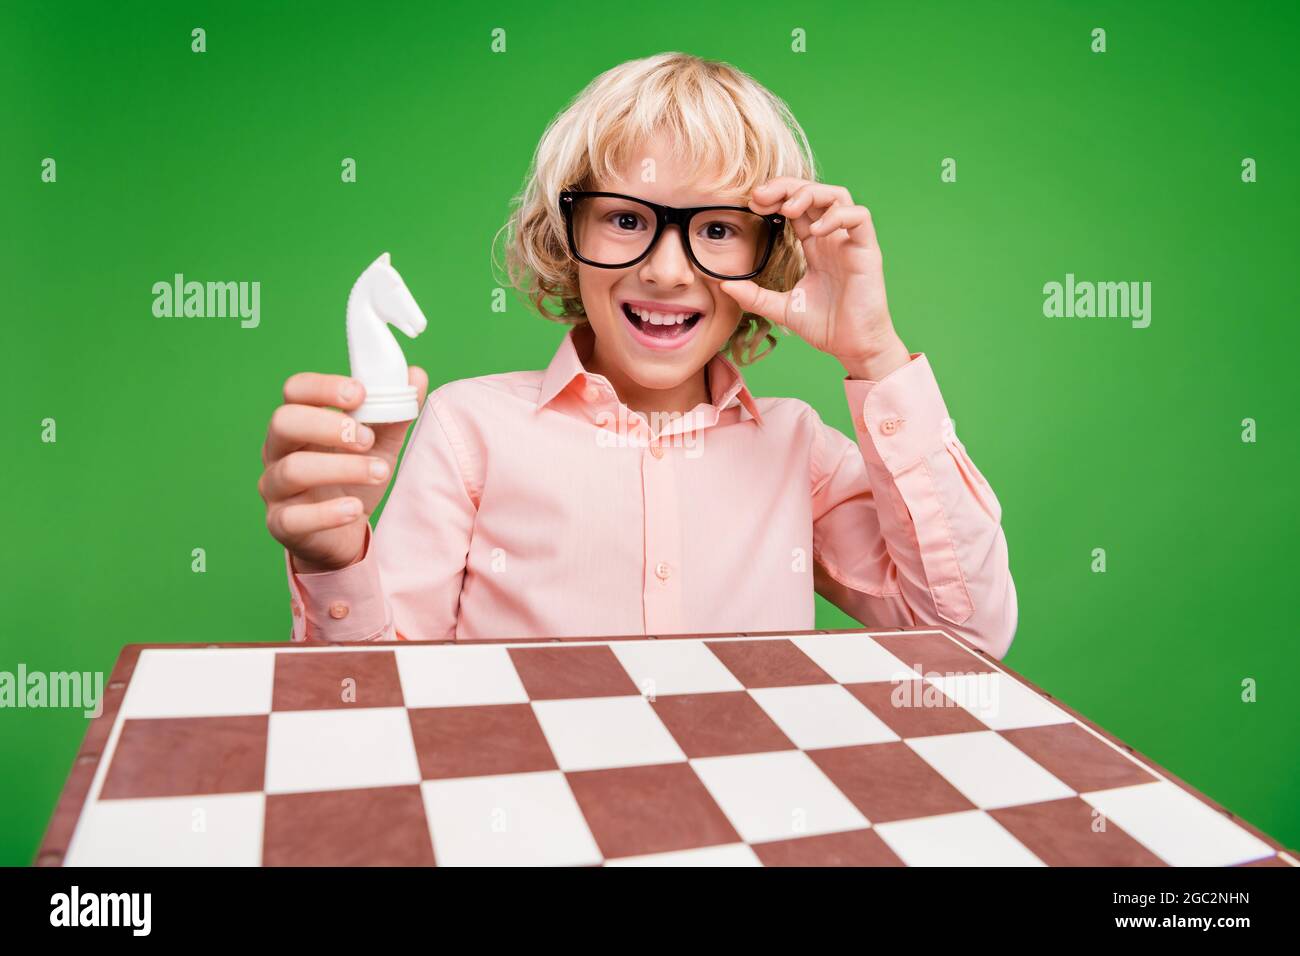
left=37, top=627, right=1297, bottom=867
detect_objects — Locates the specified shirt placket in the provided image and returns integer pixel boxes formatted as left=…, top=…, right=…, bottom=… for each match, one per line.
left=638, top=422, right=683, bottom=635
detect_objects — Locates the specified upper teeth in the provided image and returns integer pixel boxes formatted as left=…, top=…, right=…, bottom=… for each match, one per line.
left=630, top=306, right=695, bottom=326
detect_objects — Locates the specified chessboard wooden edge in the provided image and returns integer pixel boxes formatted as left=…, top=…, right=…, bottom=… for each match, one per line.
left=33, top=626, right=1299, bottom=867
left=36, top=641, right=148, bottom=866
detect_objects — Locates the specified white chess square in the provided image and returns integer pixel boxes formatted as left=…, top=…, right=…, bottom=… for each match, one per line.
left=1081, top=781, right=1276, bottom=866
left=749, top=684, right=899, bottom=749
left=265, top=707, right=420, bottom=793
left=531, top=696, right=686, bottom=771
left=874, top=810, right=1045, bottom=866
left=65, top=792, right=265, bottom=866
left=906, top=731, right=1074, bottom=809
left=604, top=843, right=762, bottom=867
left=925, top=672, right=1072, bottom=730
left=422, top=771, right=601, bottom=866
left=610, top=640, right=744, bottom=697
left=121, top=649, right=274, bottom=718
left=395, top=645, right=528, bottom=708
left=690, top=750, right=869, bottom=843
left=791, top=634, right=917, bottom=683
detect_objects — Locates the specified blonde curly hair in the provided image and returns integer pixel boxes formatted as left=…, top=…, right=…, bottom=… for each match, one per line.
left=495, top=52, right=816, bottom=366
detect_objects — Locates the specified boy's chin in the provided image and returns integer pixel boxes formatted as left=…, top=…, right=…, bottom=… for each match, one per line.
left=620, top=351, right=711, bottom=391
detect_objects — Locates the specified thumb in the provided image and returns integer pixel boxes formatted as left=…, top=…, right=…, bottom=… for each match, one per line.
left=719, top=280, right=790, bottom=330
left=408, top=365, right=430, bottom=408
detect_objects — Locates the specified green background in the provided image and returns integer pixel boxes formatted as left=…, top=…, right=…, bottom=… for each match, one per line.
left=2, top=0, right=1297, bottom=864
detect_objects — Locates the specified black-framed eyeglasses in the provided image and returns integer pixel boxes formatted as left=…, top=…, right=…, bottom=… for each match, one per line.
left=558, top=190, right=785, bottom=281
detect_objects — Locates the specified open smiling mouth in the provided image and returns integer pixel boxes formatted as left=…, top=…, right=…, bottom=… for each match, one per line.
left=621, top=302, right=704, bottom=341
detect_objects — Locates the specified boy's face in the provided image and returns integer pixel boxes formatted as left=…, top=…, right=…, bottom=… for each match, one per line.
left=576, top=134, right=745, bottom=393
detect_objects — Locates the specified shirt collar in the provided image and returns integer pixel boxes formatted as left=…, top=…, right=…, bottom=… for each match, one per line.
left=537, top=323, right=763, bottom=425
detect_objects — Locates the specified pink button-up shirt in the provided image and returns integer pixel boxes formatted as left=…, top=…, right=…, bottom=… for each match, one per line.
left=286, top=324, right=1017, bottom=657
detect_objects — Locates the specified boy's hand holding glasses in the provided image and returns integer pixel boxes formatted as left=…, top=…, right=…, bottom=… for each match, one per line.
left=721, top=177, right=912, bottom=383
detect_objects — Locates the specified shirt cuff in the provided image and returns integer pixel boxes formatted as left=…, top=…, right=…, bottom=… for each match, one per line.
left=285, top=525, right=390, bottom=642
left=843, top=352, right=954, bottom=475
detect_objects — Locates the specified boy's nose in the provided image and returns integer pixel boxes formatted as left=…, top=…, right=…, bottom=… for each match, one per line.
left=637, top=225, right=694, bottom=287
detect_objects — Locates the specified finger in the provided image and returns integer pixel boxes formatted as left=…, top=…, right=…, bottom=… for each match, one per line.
left=749, top=176, right=813, bottom=213
left=808, top=204, right=879, bottom=248
left=265, top=404, right=375, bottom=462
left=268, top=496, right=364, bottom=542
left=260, top=451, right=390, bottom=503
left=780, top=184, right=854, bottom=243
left=718, top=279, right=791, bottom=328
left=781, top=182, right=853, bottom=223
left=283, top=372, right=366, bottom=410
left=751, top=177, right=851, bottom=212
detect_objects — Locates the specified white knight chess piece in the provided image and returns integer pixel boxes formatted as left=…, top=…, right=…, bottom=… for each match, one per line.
left=346, top=252, right=428, bottom=423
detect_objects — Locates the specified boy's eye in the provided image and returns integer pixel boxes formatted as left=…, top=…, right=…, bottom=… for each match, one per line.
left=697, top=220, right=738, bottom=242
left=606, top=210, right=648, bottom=231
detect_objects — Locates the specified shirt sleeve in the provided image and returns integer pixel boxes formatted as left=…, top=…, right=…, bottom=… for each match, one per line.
left=810, top=352, right=1018, bottom=658
left=285, top=523, right=392, bottom=642
left=283, top=388, right=478, bottom=643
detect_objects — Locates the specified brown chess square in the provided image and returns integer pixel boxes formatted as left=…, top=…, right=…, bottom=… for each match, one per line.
left=846, top=679, right=987, bottom=738
left=263, top=785, right=435, bottom=866
left=808, top=742, right=975, bottom=823
left=872, top=632, right=996, bottom=676
left=408, top=703, right=558, bottom=779
left=650, top=691, right=794, bottom=758
left=989, top=797, right=1165, bottom=866
left=272, top=651, right=404, bottom=711
left=508, top=645, right=639, bottom=700
left=753, top=828, right=905, bottom=866
left=100, top=716, right=268, bottom=799
left=566, top=762, right=739, bottom=859
left=705, top=639, right=832, bottom=688
left=999, top=723, right=1158, bottom=793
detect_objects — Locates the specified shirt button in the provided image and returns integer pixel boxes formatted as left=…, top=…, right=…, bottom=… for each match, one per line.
left=649, top=441, right=664, bottom=459
left=880, top=417, right=901, bottom=436
left=291, top=602, right=302, bottom=618
left=583, top=384, right=601, bottom=402
left=328, top=601, right=350, bottom=620
left=655, top=562, right=671, bottom=581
